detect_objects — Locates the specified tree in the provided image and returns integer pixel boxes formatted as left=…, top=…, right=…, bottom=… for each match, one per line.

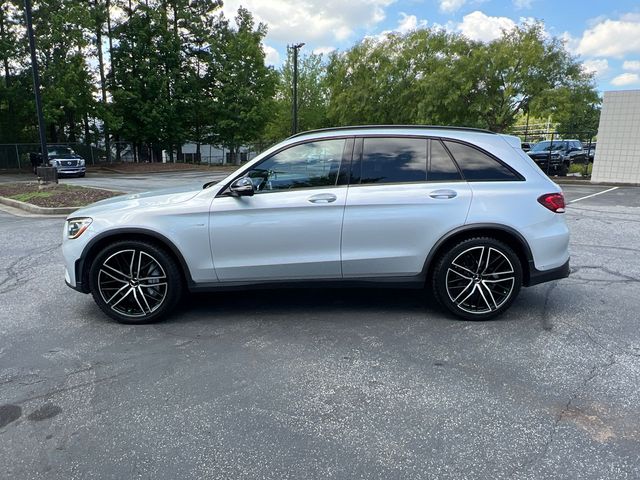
left=265, top=51, right=330, bottom=141
left=325, top=24, right=599, bottom=133
left=208, top=7, right=276, bottom=165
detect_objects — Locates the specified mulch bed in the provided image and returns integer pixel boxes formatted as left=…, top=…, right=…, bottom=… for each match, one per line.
left=0, top=182, right=120, bottom=208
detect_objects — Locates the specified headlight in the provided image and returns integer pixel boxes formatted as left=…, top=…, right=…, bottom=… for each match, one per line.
left=67, top=217, right=92, bottom=239
left=79, top=159, right=85, bottom=166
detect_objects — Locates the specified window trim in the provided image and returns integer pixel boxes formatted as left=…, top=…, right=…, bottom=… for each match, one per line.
left=217, top=135, right=355, bottom=197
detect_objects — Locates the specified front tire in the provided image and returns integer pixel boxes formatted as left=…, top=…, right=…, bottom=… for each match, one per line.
left=89, top=240, right=183, bottom=324
left=433, top=237, right=522, bottom=321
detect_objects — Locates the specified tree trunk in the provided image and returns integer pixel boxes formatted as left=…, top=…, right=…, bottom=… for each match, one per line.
left=0, top=9, right=10, bottom=87
left=95, top=0, right=111, bottom=161
left=84, top=111, right=91, bottom=144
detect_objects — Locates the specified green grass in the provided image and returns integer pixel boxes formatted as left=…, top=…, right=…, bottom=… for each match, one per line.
left=10, top=191, right=55, bottom=202
left=569, top=163, right=592, bottom=175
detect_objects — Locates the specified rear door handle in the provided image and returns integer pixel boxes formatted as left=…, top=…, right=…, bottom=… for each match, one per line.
left=429, top=189, right=457, bottom=199
left=307, top=193, right=337, bottom=204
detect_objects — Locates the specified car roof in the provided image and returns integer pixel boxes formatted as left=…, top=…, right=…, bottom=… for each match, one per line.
left=288, top=125, right=496, bottom=140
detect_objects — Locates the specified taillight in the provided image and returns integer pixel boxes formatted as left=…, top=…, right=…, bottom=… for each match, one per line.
left=538, top=193, right=565, bottom=213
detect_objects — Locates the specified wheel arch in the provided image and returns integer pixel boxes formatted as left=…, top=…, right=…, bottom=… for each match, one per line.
left=424, top=224, right=534, bottom=286
left=76, top=228, right=193, bottom=293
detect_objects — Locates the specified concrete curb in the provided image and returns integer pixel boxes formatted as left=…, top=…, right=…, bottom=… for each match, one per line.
left=0, top=196, right=78, bottom=215
left=555, top=179, right=640, bottom=187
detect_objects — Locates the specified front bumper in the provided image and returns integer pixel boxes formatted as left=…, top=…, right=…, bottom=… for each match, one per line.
left=56, top=167, right=86, bottom=176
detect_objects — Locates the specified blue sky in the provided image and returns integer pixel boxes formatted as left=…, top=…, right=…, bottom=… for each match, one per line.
left=221, top=0, right=640, bottom=92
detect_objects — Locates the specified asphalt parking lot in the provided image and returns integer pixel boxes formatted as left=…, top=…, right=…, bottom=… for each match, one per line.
left=1, top=177, right=639, bottom=479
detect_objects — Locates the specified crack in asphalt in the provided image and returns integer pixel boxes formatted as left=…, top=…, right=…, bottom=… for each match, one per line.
left=569, top=265, right=640, bottom=284
left=510, top=355, right=618, bottom=478
left=0, top=243, right=61, bottom=294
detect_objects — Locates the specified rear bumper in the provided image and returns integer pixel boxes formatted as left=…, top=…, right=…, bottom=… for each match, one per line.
left=526, top=258, right=570, bottom=287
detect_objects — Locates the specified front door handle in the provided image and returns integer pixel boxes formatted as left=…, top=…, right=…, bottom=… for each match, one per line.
left=429, top=189, right=457, bottom=199
left=307, top=193, right=337, bottom=204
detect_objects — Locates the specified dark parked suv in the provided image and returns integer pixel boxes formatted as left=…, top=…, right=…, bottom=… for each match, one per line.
left=527, top=140, right=586, bottom=176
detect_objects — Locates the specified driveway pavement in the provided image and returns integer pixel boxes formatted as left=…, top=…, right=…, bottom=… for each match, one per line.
left=0, top=180, right=639, bottom=479
left=0, top=169, right=230, bottom=193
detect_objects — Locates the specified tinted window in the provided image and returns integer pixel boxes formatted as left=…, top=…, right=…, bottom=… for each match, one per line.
left=356, top=137, right=427, bottom=184
left=443, top=141, right=518, bottom=181
left=247, top=139, right=345, bottom=192
left=429, top=139, right=462, bottom=181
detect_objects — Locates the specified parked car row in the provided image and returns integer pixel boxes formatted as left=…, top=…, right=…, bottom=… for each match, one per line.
left=520, top=139, right=595, bottom=176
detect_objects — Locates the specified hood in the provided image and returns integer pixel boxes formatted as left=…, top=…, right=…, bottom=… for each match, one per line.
left=68, top=183, right=203, bottom=218
left=528, top=150, right=562, bottom=157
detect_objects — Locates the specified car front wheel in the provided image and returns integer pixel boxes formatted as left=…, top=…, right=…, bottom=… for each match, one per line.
left=433, top=237, right=522, bottom=321
left=88, top=240, right=183, bottom=324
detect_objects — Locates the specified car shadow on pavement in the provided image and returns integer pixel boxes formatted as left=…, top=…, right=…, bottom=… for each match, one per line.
left=172, top=287, right=440, bottom=323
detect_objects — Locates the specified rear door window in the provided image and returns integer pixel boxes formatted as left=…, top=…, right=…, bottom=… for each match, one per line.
left=354, top=137, right=427, bottom=184
left=429, top=139, right=462, bottom=181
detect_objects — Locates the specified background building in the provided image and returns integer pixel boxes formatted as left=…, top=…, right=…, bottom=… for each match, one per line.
left=591, top=90, right=640, bottom=184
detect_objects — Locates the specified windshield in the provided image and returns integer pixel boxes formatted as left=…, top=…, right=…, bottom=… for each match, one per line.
left=48, top=147, right=74, bottom=156
left=531, top=141, right=568, bottom=152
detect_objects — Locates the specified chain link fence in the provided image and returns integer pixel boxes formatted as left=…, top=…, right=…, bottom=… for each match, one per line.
left=0, top=142, right=136, bottom=170
left=507, top=126, right=597, bottom=178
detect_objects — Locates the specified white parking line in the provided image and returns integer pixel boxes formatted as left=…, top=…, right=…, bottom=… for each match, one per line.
left=568, top=186, right=619, bottom=204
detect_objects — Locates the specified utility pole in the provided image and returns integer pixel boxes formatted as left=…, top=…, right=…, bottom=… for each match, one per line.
left=24, top=0, right=48, bottom=168
left=289, top=42, right=305, bottom=135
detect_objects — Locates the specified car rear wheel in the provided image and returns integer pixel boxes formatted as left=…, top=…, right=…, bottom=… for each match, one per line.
left=433, top=237, right=522, bottom=321
left=88, top=240, right=183, bottom=324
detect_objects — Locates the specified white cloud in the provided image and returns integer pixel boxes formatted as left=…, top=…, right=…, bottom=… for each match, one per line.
left=581, top=59, right=609, bottom=77
left=611, top=72, right=640, bottom=86
left=262, top=44, right=280, bottom=65
left=221, top=0, right=395, bottom=45
left=513, top=0, right=533, bottom=9
left=313, top=46, right=336, bottom=56
left=622, top=60, right=640, bottom=71
left=397, top=12, right=428, bottom=34
left=456, top=11, right=516, bottom=42
left=439, top=0, right=466, bottom=13
left=576, top=16, right=640, bottom=58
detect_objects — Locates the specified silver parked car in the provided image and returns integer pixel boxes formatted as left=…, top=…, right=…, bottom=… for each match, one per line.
left=63, top=126, right=569, bottom=323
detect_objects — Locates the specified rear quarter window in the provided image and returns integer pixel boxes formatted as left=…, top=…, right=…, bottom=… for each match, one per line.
left=443, top=140, right=520, bottom=181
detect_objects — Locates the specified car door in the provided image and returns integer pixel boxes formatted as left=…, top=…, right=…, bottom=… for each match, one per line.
left=210, top=137, right=352, bottom=282
left=341, top=137, right=473, bottom=278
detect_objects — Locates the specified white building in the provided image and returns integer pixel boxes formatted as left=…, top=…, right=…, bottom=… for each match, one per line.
left=591, top=90, right=640, bottom=184
left=177, top=143, right=258, bottom=165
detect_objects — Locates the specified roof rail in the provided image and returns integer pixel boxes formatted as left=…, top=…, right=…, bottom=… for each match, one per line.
left=287, top=125, right=496, bottom=139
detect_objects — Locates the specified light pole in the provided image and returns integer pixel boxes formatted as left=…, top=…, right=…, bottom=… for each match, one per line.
left=23, top=0, right=48, bottom=168
left=289, top=42, right=305, bottom=135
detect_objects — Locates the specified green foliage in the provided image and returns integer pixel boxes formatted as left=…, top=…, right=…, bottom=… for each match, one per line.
left=265, top=52, right=331, bottom=141
left=0, top=1, right=601, bottom=158
left=325, top=24, right=599, bottom=133
left=207, top=7, right=277, bottom=164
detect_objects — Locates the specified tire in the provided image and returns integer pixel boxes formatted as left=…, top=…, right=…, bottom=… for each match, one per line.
left=88, top=240, right=183, bottom=324
left=432, top=237, right=522, bottom=321
left=558, top=163, right=568, bottom=176
left=79, top=172, right=86, bottom=177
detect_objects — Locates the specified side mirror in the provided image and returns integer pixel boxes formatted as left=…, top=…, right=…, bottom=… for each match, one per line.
left=229, top=176, right=255, bottom=197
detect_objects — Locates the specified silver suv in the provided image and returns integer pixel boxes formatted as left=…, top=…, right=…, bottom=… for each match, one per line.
left=62, top=126, right=570, bottom=323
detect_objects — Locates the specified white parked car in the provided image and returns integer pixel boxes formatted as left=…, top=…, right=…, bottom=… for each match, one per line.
left=63, top=126, right=570, bottom=323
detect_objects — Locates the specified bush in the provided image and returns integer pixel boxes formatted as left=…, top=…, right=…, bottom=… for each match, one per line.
left=569, top=163, right=592, bottom=175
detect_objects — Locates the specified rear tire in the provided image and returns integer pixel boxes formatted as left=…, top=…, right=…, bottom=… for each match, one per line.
left=432, top=237, right=522, bottom=321
left=89, top=240, right=183, bottom=324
